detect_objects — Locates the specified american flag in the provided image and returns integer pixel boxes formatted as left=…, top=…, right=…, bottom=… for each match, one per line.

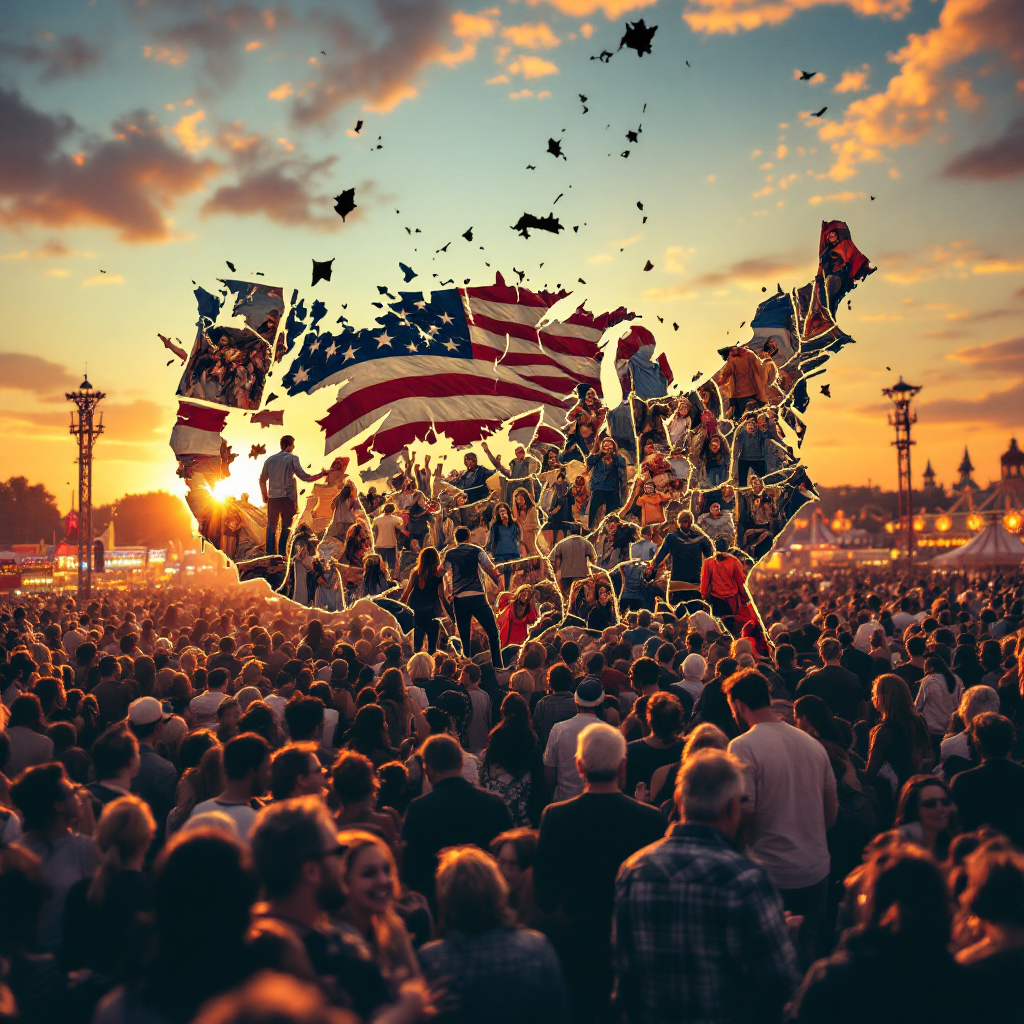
left=281, top=273, right=634, bottom=463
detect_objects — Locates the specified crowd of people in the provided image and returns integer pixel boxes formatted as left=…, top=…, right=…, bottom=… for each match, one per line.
left=0, top=564, right=1023, bottom=1024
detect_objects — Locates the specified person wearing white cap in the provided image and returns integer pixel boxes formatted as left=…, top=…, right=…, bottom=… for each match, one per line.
left=542, top=677, right=607, bottom=803
left=128, top=696, right=177, bottom=835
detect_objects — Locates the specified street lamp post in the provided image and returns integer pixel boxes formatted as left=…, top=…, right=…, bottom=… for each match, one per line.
left=66, top=376, right=105, bottom=601
left=882, top=377, right=922, bottom=565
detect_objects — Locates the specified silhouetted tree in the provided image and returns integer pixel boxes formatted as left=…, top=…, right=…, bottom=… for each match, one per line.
left=0, top=477, right=61, bottom=545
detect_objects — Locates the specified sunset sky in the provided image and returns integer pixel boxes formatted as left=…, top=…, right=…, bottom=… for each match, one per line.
left=1, top=0, right=1022, bottom=510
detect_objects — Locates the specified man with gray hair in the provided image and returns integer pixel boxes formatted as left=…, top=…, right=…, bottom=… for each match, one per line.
left=534, top=721, right=665, bottom=1024
left=613, top=749, right=800, bottom=1024
left=938, top=684, right=1000, bottom=775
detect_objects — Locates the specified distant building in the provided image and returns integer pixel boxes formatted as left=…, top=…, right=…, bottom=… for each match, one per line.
left=952, top=447, right=979, bottom=493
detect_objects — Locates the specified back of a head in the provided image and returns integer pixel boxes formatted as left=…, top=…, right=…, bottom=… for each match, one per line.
left=421, top=733, right=463, bottom=775
left=269, top=743, right=318, bottom=801
left=251, top=796, right=335, bottom=900
left=547, top=663, right=575, bottom=693
left=646, top=692, right=683, bottom=743
left=818, top=637, right=841, bottom=662
left=283, top=695, right=324, bottom=742
left=561, top=641, right=580, bottom=667
left=454, top=526, right=470, bottom=543
left=722, top=668, right=771, bottom=711
left=435, top=845, right=510, bottom=936
left=971, top=712, right=1015, bottom=759
left=864, top=844, right=950, bottom=947
left=223, top=733, right=270, bottom=782
left=10, top=762, right=66, bottom=833
left=576, top=722, right=626, bottom=782
left=630, top=656, right=659, bottom=691
left=91, top=724, right=139, bottom=780
left=963, top=847, right=1024, bottom=930
left=675, top=749, right=745, bottom=823
left=331, top=749, right=376, bottom=805
left=155, top=829, right=257, bottom=956
left=682, top=653, right=706, bottom=680
left=960, top=685, right=1000, bottom=727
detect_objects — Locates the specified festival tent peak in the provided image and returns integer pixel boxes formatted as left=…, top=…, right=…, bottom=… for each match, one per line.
left=930, top=521, right=1024, bottom=568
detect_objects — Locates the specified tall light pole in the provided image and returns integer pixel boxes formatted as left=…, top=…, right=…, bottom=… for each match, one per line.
left=66, top=376, right=104, bottom=600
left=882, top=377, right=921, bottom=564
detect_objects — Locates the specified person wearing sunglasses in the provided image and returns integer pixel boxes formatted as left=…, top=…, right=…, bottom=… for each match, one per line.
left=895, top=775, right=959, bottom=860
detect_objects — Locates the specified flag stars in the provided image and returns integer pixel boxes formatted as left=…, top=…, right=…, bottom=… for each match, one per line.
left=342, top=345, right=357, bottom=361
left=325, top=341, right=338, bottom=359
left=414, top=300, right=427, bottom=310
left=406, top=340, right=418, bottom=352
left=309, top=339, right=321, bottom=353
left=439, top=312, right=454, bottom=324
left=376, top=331, right=393, bottom=348
left=428, top=324, right=440, bottom=335
left=443, top=339, right=459, bottom=352
left=293, top=366, right=309, bottom=384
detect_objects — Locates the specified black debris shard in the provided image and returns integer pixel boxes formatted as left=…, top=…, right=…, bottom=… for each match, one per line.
left=619, top=19, right=657, bottom=57
left=820, top=384, right=831, bottom=397
left=798, top=70, right=817, bottom=81
left=225, top=261, right=235, bottom=271
left=511, top=213, right=564, bottom=239
left=353, top=119, right=363, bottom=133
left=643, top=260, right=654, bottom=271
left=333, top=188, right=356, bottom=220
left=462, top=227, right=474, bottom=241
left=311, top=259, right=334, bottom=287
left=399, top=262, right=417, bottom=282
left=811, top=106, right=828, bottom=117
left=547, top=138, right=565, bottom=160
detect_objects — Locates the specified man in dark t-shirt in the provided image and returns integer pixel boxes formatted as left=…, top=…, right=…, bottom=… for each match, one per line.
left=796, top=638, right=863, bottom=723
left=534, top=720, right=665, bottom=1024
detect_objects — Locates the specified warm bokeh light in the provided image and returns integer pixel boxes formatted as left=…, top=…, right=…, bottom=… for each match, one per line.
left=912, top=516, right=925, bottom=532
left=1004, top=511, right=1023, bottom=532
left=935, top=514, right=952, bottom=532
left=967, top=513, right=984, bottom=531
left=884, top=521, right=895, bottom=534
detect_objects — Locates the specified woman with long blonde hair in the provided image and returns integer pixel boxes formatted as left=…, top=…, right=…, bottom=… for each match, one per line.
left=62, top=794, right=156, bottom=973
left=337, top=829, right=421, bottom=985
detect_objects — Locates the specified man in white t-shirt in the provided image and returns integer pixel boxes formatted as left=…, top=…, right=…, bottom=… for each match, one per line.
left=189, top=733, right=271, bottom=842
left=373, top=503, right=404, bottom=574
left=264, top=671, right=297, bottom=722
left=724, top=668, right=837, bottom=970
left=543, top=678, right=606, bottom=802
left=189, top=667, right=230, bottom=728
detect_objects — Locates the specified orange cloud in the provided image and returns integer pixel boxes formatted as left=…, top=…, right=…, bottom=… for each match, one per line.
left=817, top=0, right=1024, bottom=180
left=0, top=89, right=218, bottom=243
left=441, top=8, right=501, bottom=66
left=507, top=54, right=559, bottom=78
left=171, top=110, right=210, bottom=153
left=268, top=82, right=294, bottom=101
left=834, top=65, right=870, bottom=92
left=527, top=0, right=656, bottom=16
left=684, top=0, right=911, bottom=35
left=501, top=23, right=561, bottom=48
left=142, top=44, right=188, bottom=66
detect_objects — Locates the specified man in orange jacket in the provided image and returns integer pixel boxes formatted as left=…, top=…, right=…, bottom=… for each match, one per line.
left=700, top=537, right=749, bottom=624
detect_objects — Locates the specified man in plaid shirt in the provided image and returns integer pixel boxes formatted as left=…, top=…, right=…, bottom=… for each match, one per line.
left=613, top=749, right=801, bottom=1024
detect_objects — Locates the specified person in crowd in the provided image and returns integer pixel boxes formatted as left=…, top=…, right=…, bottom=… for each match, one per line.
left=4, top=694, right=54, bottom=779
left=533, top=662, right=579, bottom=748
left=62, top=794, right=155, bottom=976
left=796, top=637, right=863, bottom=724
left=915, top=655, right=964, bottom=759
left=543, top=678, right=609, bottom=803
left=269, top=742, right=326, bottom=802
left=443, top=526, right=505, bottom=668
left=949, top=712, right=1024, bottom=846
left=490, top=828, right=543, bottom=927
left=88, top=724, right=141, bottom=812
left=260, top=435, right=326, bottom=556
left=419, top=845, right=570, bottom=1024
left=188, top=732, right=271, bottom=841
left=534, top=722, right=665, bottom=1024
left=625, top=692, right=685, bottom=797
left=788, top=845, right=968, bottom=1023
left=332, top=751, right=400, bottom=848
left=725, top=668, right=838, bottom=968
left=337, top=830, right=421, bottom=985
left=865, top=673, right=931, bottom=797
left=401, top=734, right=513, bottom=903
left=614, top=749, right=800, bottom=1023
left=894, top=774, right=959, bottom=859
left=480, top=692, right=547, bottom=827
left=651, top=511, right=714, bottom=609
